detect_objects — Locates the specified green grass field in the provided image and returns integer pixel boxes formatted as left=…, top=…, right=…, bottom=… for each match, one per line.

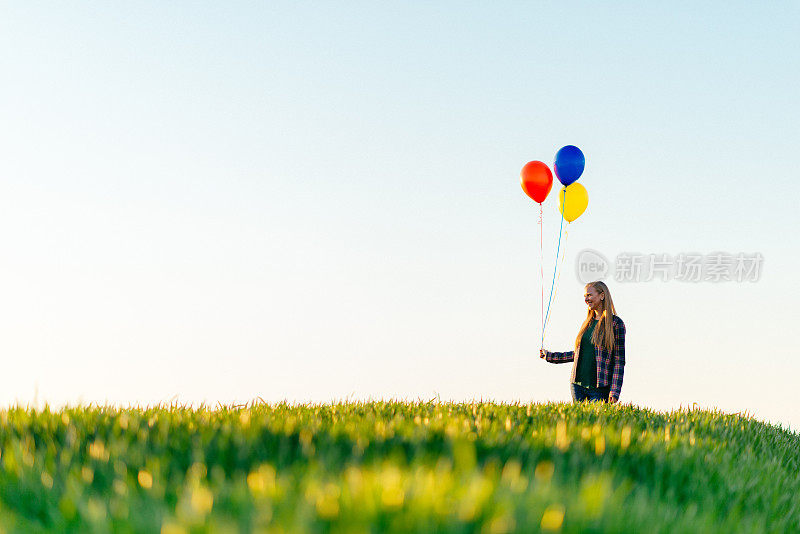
left=0, top=401, right=797, bottom=533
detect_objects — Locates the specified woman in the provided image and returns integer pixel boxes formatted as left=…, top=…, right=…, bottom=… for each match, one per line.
left=539, top=281, right=626, bottom=404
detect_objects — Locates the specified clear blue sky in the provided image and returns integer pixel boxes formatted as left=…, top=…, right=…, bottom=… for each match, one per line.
left=1, top=3, right=798, bottom=431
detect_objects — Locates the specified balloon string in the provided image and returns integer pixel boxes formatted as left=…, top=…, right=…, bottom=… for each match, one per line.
left=538, top=203, right=544, bottom=347
left=545, top=223, right=569, bottom=335
left=541, top=188, right=566, bottom=347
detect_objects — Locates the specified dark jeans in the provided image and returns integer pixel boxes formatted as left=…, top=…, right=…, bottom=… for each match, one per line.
left=570, top=383, right=611, bottom=403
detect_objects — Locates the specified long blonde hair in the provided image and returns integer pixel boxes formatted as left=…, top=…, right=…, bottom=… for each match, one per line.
left=574, top=281, right=617, bottom=353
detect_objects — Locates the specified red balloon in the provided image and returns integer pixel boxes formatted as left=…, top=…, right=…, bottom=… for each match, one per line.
left=520, top=161, right=553, bottom=203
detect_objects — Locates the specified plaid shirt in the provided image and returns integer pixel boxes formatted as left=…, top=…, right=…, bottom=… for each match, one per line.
left=541, top=315, right=626, bottom=400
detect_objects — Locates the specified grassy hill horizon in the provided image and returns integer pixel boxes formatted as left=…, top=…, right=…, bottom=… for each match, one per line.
left=0, top=400, right=797, bottom=533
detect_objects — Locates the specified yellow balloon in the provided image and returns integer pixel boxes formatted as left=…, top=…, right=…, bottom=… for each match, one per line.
left=558, top=182, right=588, bottom=222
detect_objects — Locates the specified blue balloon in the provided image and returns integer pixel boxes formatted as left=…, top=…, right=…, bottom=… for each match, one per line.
left=554, top=145, right=585, bottom=186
